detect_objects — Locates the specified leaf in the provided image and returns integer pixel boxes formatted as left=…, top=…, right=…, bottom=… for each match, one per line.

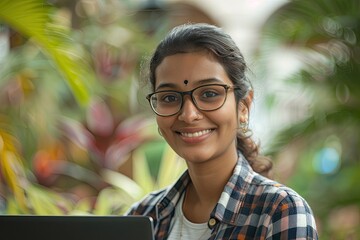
left=0, top=0, right=97, bottom=106
left=156, top=145, right=186, bottom=190
left=59, top=117, right=96, bottom=150
left=26, top=185, right=72, bottom=215
left=86, top=97, right=114, bottom=137
left=100, top=169, right=143, bottom=201
left=4, top=196, right=23, bottom=214
left=72, top=198, right=93, bottom=215
left=93, top=187, right=134, bottom=215
left=132, top=148, right=155, bottom=194
left=0, top=130, right=29, bottom=213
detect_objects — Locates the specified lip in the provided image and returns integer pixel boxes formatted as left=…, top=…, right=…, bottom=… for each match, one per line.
left=175, top=128, right=214, bottom=144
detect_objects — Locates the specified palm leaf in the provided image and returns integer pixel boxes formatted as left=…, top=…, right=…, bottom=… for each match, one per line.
left=156, top=145, right=186, bottom=189
left=26, top=184, right=73, bottom=215
left=0, top=128, right=29, bottom=213
left=132, top=148, right=155, bottom=194
left=0, top=0, right=96, bottom=106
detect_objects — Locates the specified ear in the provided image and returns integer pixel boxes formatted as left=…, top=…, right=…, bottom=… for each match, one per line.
left=238, top=90, right=253, bottom=123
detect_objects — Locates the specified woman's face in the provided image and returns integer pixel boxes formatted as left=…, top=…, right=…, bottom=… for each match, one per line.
left=154, top=51, right=243, bottom=164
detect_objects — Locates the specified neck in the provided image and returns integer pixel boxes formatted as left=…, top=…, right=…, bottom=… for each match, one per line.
left=183, top=150, right=238, bottom=222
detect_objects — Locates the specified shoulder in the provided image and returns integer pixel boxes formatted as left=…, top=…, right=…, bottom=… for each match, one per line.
left=249, top=174, right=313, bottom=214
left=249, top=174, right=318, bottom=238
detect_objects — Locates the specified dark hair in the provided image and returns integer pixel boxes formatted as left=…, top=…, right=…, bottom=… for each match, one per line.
left=148, top=23, right=272, bottom=177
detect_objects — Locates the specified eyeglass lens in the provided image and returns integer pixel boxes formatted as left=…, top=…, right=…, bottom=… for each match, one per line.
left=149, top=84, right=228, bottom=116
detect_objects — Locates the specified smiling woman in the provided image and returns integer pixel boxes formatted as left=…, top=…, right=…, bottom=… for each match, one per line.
left=126, top=23, right=318, bottom=240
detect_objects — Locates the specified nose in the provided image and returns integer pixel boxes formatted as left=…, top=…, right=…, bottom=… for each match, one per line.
left=178, top=96, right=202, bottom=122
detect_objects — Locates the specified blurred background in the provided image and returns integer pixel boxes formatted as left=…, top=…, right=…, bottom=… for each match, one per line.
left=0, top=0, right=359, bottom=239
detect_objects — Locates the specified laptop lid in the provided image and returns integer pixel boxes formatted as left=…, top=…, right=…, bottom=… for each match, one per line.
left=0, top=215, right=154, bottom=240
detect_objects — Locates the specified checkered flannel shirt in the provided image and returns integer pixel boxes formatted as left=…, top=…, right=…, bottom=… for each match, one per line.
left=126, top=154, right=318, bottom=239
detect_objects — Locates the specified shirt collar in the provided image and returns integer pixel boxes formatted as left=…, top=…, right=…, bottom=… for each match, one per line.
left=211, top=153, right=256, bottom=224
left=156, top=153, right=256, bottom=224
left=156, top=170, right=191, bottom=219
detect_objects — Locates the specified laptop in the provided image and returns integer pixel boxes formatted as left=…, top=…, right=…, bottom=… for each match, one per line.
left=0, top=215, right=155, bottom=240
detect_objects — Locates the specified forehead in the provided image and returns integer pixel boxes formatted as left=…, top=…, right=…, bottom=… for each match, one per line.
left=155, top=51, right=231, bottom=90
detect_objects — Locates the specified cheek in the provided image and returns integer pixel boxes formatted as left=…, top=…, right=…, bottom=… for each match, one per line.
left=156, top=116, right=173, bottom=133
left=215, top=100, right=239, bottom=125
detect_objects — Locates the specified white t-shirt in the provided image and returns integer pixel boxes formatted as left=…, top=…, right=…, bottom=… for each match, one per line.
left=167, top=193, right=212, bottom=240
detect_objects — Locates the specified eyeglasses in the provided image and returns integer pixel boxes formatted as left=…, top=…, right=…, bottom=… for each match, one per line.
left=146, top=84, right=238, bottom=117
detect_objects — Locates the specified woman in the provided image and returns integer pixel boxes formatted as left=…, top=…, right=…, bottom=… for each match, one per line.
left=127, top=23, right=318, bottom=240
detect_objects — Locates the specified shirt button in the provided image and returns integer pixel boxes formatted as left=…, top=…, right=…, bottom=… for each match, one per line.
left=208, top=218, right=217, bottom=229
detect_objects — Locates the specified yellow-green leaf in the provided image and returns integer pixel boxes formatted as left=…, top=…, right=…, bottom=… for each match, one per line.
left=0, top=131, right=29, bottom=213
left=0, top=0, right=96, bottom=106
left=132, top=148, right=155, bottom=194
left=156, top=145, right=186, bottom=189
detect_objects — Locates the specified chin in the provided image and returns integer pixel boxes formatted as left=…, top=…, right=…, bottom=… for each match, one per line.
left=178, top=150, right=213, bottom=163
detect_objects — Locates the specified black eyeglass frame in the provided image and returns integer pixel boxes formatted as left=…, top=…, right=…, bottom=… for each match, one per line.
left=146, top=84, right=239, bottom=117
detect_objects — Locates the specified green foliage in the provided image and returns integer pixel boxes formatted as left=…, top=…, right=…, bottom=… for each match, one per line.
left=0, top=0, right=96, bottom=106
left=0, top=0, right=178, bottom=217
left=259, top=0, right=360, bottom=238
left=1, top=141, right=186, bottom=215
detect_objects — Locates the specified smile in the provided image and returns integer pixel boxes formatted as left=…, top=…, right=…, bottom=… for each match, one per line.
left=179, top=129, right=213, bottom=138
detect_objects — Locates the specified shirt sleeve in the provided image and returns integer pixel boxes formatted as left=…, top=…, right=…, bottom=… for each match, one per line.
left=266, top=193, right=318, bottom=239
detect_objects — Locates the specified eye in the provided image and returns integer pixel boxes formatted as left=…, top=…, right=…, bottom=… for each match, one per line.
left=201, top=90, right=219, bottom=98
left=198, top=87, right=223, bottom=99
left=159, top=93, right=180, bottom=104
left=195, top=85, right=225, bottom=103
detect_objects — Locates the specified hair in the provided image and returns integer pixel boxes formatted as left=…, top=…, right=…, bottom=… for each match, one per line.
left=147, top=23, right=272, bottom=178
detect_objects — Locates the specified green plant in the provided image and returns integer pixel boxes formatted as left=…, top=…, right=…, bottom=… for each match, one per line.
left=0, top=0, right=97, bottom=105
left=0, top=0, right=186, bottom=218
left=0, top=0, right=95, bottom=214
left=257, top=0, right=360, bottom=238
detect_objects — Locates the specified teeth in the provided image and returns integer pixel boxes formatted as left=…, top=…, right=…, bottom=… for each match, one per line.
left=180, top=129, right=211, bottom=138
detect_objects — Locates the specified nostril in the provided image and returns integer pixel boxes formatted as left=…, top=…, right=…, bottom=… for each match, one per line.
left=178, top=104, right=202, bottom=122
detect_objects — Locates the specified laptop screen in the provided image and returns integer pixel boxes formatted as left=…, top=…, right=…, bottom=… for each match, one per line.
left=0, top=215, right=154, bottom=240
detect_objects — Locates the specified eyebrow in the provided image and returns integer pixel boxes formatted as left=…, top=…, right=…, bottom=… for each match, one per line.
left=155, top=82, right=177, bottom=91
left=155, top=78, right=224, bottom=91
left=196, top=78, right=224, bottom=86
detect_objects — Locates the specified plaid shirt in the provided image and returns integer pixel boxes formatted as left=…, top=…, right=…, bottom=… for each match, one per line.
left=126, top=154, right=318, bottom=239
